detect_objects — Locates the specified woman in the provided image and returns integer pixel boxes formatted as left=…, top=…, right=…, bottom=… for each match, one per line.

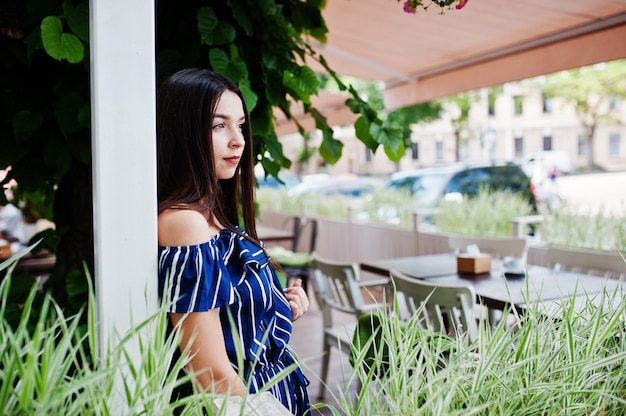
left=157, top=68, right=310, bottom=415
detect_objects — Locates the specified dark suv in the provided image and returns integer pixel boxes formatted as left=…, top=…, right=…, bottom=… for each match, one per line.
left=386, top=162, right=538, bottom=211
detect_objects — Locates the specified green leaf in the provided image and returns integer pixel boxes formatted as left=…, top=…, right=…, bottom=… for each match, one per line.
left=40, top=16, right=84, bottom=63
left=309, top=108, right=342, bottom=164
left=345, top=97, right=362, bottom=113
left=263, top=132, right=289, bottom=167
left=66, top=269, right=88, bottom=298
left=209, top=48, right=229, bottom=73
left=40, top=16, right=64, bottom=60
left=318, top=134, right=343, bottom=165
left=260, top=157, right=282, bottom=180
left=384, top=141, right=405, bottom=162
left=197, top=7, right=236, bottom=46
left=13, top=111, right=44, bottom=143
left=63, top=0, right=89, bottom=43
left=282, top=66, right=319, bottom=104
left=371, top=122, right=403, bottom=152
left=251, top=105, right=272, bottom=137
left=228, top=57, right=248, bottom=83
left=228, top=0, right=254, bottom=36
left=238, top=79, right=258, bottom=113
left=209, top=49, right=248, bottom=83
left=354, top=116, right=378, bottom=151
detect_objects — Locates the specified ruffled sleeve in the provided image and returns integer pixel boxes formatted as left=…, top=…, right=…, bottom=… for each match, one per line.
left=158, top=231, right=237, bottom=313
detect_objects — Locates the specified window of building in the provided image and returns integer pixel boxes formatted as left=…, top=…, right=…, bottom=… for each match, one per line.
left=364, top=147, right=373, bottom=163
left=514, top=136, right=524, bottom=158
left=488, top=100, right=495, bottom=117
left=513, top=95, right=523, bottom=115
left=435, top=140, right=443, bottom=161
left=608, top=133, right=621, bottom=157
left=487, top=90, right=496, bottom=117
left=542, top=95, right=553, bottom=114
left=577, top=135, right=588, bottom=157
left=542, top=135, right=552, bottom=151
left=609, top=95, right=622, bottom=112
left=411, top=142, right=419, bottom=160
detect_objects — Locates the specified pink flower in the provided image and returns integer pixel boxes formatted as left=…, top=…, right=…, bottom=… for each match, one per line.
left=456, top=0, right=468, bottom=9
left=403, top=1, right=417, bottom=14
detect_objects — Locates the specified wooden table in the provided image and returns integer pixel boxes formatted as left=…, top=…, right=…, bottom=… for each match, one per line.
left=361, top=253, right=626, bottom=312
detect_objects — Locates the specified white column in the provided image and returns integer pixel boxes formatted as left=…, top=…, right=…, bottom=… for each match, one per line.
left=89, top=0, right=157, bottom=407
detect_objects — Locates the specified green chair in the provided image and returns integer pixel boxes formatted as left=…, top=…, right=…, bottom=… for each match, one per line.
left=266, top=216, right=318, bottom=292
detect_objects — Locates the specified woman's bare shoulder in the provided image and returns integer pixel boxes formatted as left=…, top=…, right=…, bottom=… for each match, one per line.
left=158, top=209, right=221, bottom=246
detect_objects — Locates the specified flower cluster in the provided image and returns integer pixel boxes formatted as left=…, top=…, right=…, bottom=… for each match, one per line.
left=401, top=0, right=468, bottom=14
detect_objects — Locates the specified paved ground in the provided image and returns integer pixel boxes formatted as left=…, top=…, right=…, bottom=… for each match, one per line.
left=290, top=290, right=359, bottom=415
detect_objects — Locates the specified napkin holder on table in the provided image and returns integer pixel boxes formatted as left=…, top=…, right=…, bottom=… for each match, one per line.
left=456, top=244, right=491, bottom=274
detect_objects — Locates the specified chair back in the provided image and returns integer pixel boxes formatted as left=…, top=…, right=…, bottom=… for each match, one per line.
left=546, top=246, right=626, bottom=279
left=311, top=253, right=369, bottom=329
left=390, top=269, right=478, bottom=342
left=448, top=235, right=527, bottom=260
left=289, top=216, right=318, bottom=254
left=311, top=252, right=388, bottom=399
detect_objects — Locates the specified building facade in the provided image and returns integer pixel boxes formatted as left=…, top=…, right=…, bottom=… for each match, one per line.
left=279, top=83, right=626, bottom=178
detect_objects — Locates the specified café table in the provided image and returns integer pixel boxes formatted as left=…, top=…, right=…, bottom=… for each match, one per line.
left=361, top=253, right=626, bottom=313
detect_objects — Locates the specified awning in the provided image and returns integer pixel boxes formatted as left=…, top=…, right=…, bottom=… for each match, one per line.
left=275, top=0, right=626, bottom=135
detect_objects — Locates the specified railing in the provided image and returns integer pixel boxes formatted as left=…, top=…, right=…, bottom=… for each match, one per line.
left=259, top=209, right=550, bottom=270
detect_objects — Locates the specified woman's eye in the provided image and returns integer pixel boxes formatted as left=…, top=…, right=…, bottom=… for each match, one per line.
left=237, top=123, right=245, bottom=131
left=212, top=122, right=225, bottom=129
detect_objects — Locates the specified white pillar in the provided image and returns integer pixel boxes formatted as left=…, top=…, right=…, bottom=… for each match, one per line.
left=89, top=0, right=157, bottom=408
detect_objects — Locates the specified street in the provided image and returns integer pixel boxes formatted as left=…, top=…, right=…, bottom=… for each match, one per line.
left=555, top=171, right=626, bottom=215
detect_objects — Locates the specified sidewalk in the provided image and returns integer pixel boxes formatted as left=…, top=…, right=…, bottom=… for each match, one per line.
left=290, top=292, right=358, bottom=415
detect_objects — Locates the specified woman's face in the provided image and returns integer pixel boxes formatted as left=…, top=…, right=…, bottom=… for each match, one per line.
left=211, top=91, right=246, bottom=180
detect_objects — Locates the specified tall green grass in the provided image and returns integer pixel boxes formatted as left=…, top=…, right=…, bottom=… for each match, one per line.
left=327, top=287, right=626, bottom=415
left=257, top=187, right=626, bottom=249
left=538, top=202, right=626, bottom=251
left=0, top=261, right=293, bottom=415
left=432, top=189, right=535, bottom=237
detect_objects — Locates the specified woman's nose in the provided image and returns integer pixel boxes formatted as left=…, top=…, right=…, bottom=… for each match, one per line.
left=229, top=128, right=245, bottom=148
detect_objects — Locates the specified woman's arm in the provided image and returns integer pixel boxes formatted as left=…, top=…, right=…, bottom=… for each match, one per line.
left=170, top=310, right=246, bottom=395
left=159, top=209, right=245, bottom=395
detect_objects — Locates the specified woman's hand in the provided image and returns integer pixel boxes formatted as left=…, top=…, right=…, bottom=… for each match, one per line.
left=283, top=279, right=309, bottom=321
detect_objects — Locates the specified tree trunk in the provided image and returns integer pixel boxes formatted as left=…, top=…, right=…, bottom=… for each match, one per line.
left=586, top=125, right=596, bottom=171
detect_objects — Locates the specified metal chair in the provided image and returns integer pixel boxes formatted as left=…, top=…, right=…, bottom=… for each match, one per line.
left=389, top=269, right=479, bottom=343
left=310, top=252, right=389, bottom=399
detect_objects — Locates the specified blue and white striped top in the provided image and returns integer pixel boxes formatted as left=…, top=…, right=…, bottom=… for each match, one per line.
left=158, top=227, right=310, bottom=415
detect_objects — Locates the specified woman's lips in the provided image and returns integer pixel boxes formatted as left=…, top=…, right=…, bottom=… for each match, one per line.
left=224, top=156, right=240, bottom=165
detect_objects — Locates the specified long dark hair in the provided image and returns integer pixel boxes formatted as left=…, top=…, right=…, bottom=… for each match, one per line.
left=157, top=68, right=258, bottom=243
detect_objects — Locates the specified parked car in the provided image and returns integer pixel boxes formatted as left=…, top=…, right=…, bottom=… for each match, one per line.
left=256, top=170, right=302, bottom=189
left=288, top=175, right=385, bottom=198
left=386, top=161, right=539, bottom=212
